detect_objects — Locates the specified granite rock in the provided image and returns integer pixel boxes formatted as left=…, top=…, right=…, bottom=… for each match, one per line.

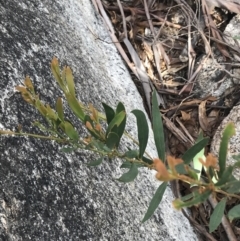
left=0, top=1, right=197, bottom=240
left=211, top=105, right=240, bottom=179
left=193, top=14, right=240, bottom=98
left=210, top=15, right=240, bottom=179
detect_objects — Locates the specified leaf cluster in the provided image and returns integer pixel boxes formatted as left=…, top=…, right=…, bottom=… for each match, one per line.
left=1, top=57, right=240, bottom=234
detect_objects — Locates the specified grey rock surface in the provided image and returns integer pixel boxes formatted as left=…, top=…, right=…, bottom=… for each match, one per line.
left=210, top=15, right=240, bottom=179
left=0, top=0, right=197, bottom=240
left=211, top=105, right=240, bottom=178
left=193, top=14, right=240, bottom=98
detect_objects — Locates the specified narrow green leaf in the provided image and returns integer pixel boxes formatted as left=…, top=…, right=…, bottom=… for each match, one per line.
left=142, top=182, right=168, bottom=222
left=182, top=138, right=209, bottom=164
left=115, top=103, right=126, bottom=147
left=102, top=103, right=115, bottom=124
left=224, top=180, right=240, bottom=194
left=142, top=156, right=153, bottom=165
left=192, top=134, right=205, bottom=180
left=228, top=204, right=240, bottom=222
left=175, top=163, right=200, bottom=175
left=173, top=190, right=211, bottom=210
left=102, top=145, right=111, bottom=152
left=106, top=111, right=126, bottom=136
left=233, top=160, right=240, bottom=170
left=84, top=115, right=102, bottom=140
left=51, top=57, right=66, bottom=91
left=91, top=140, right=104, bottom=150
left=123, top=150, right=139, bottom=158
left=196, top=131, right=204, bottom=142
left=118, top=163, right=138, bottom=183
left=152, top=90, right=165, bottom=162
left=64, top=121, right=79, bottom=141
left=186, top=168, right=199, bottom=181
left=175, top=163, right=187, bottom=174
left=209, top=198, right=226, bottom=233
left=116, top=102, right=125, bottom=114
left=106, top=132, right=119, bottom=150
left=60, top=147, right=77, bottom=153
left=232, top=154, right=240, bottom=162
left=46, top=104, right=58, bottom=121
left=120, top=161, right=144, bottom=168
left=56, top=97, right=64, bottom=121
left=131, top=110, right=149, bottom=159
left=87, top=157, right=103, bottom=166
left=66, top=94, right=85, bottom=121
left=219, top=122, right=235, bottom=178
left=215, top=166, right=234, bottom=186
left=180, top=193, right=194, bottom=202
left=65, top=66, right=75, bottom=97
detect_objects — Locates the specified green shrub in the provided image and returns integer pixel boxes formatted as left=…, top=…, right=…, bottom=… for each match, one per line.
left=1, top=57, right=240, bottom=233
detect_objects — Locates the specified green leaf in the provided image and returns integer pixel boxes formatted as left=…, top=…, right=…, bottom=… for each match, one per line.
left=215, top=166, right=234, bottom=186
left=123, top=150, right=139, bottom=158
left=56, top=97, right=64, bottom=121
left=51, top=57, right=66, bottom=91
left=232, top=154, right=240, bottom=162
left=209, top=198, right=226, bottom=233
left=152, top=90, right=165, bottom=162
left=106, top=132, right=119, bottom=150
left=64, top=121, right=79, bottom=141
left=115, top=103, right=126, bottom=147
left=182, top=138, right=209, bottom=164
left=60, top=147, right=77, bottom=153
left=102, top=103, right=115, bottom=124
left=173, top=190, right=211, bottom=210
left=175, top=163, right=200, bottom=175
left=186, top=167, right=199, bottom=181
left=228, top=204, right=240, bottom=222
left=180, top=193, right=194, bottom=202
left=192, top=133, right=206, bottom=180
left=116, top=102, right=125, bottom=114
left=91, top=140, right=104, bottom=150
left=106, top=111, right=126, bottom=136
left=84, top=115, right=102, bottom=140
left=120, top=161, right=144, bottom=168
left=87, top=157, right=103, bottom=166
left=142, top=182, right=168, bottom=222
left=224, top=180, right=240, bottom=194
left=65, top=66, right=76, bottom=97
left=175, top=163, right=187, bottom=174
left=131, top=110, right=149, bottom=159
left=218, top=122, right=235, bottom=178
left=233, top=160, right=240, bottom=169
left=66, top=94, right=85, bottom=121
left=142, top=156, right=153, bottom=165
left=102, top=145, right=112, bottom=152
left=118, top=163, right=138, bottom=183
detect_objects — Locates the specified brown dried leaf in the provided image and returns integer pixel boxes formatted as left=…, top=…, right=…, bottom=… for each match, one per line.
left=24, top=76, right=34, bottom=92
left=181, top=111, right=191, bottom=121
left=153, top=158, right=173, bottom=181
left=207, top=109, right=219, bottom=128
left=198, top=100, right=208, bottom=132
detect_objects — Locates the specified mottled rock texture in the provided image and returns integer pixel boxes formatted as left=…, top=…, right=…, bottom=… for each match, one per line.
left=0, top=1, right=197, bottom=240
left=211, top=105, right=240, bottom=179
left=193, top=14, right=240, bottom=98
left=211, top=15, right=240, bottom=179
